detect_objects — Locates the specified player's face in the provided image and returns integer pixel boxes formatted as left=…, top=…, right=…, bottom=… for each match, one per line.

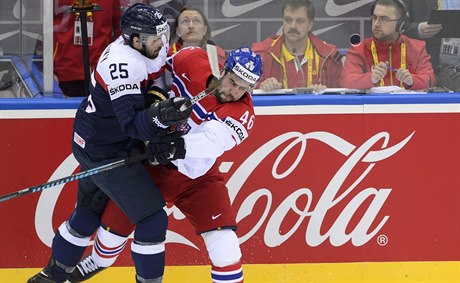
left=282, top=6, right=312, bottom=44
left=372, top=4, right=400, bottom=43
left=177, top=10, right=207, bottom=46
left=215, top=72, right=253, bottom=103
left=142, top=34, right=164, bottom=59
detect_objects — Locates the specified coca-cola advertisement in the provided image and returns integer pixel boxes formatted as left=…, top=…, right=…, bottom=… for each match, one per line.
left=0, top=100, right=459, bottom=281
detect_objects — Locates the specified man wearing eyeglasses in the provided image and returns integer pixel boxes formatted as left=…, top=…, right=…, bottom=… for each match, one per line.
left=340, top=0, right=435, bottom=90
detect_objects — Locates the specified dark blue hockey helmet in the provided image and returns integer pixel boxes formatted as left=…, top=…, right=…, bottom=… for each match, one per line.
left=121, top=3, right=170, bottom=44
left=224, top=46, right=263, bottom=86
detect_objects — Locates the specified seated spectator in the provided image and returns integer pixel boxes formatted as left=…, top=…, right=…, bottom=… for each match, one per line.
left=341, top=0, right=435, bottom=90
left=251, top=0, right=343, bottom=92
left=53, top=0, right=121, bottom=97
left=170, top=7, right=226, bottom=63
left=156, top=7, right=226, bottom=90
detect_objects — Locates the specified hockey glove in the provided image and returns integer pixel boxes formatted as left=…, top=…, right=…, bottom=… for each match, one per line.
left=146, top=130, right=186, bottom=165
left=148, top=97, right=192, bottom=128
left=145, top=85, right=169, bottom=107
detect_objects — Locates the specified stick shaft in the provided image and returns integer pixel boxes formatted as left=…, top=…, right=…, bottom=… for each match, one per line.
left=0, top=153, right=146, bottom=203
left=206, top=40, right=221, bottom=79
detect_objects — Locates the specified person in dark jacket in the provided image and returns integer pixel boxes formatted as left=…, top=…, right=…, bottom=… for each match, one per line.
left=402, top=0, right=442, bottom=71
left=402, top=0, right=460, bottom=90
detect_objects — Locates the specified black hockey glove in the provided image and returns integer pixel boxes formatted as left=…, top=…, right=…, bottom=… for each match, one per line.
left=145, top=85, right=169, bottom=107
left=146, top=130, right=186, bottom=165
left=147, top=97, right=192, bottom=128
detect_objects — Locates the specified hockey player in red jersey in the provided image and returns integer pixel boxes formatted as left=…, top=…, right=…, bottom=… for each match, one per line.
left=69, top=46, right=263, bottom=283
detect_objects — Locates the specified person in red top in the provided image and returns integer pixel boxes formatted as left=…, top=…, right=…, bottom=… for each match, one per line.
left=340, top=0, right=435, bottom=90
left=251, top=0, right=343, bottom=92
left=53, top=0, right=122, bottom=97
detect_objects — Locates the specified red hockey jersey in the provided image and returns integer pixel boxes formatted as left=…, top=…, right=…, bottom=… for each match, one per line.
left=166, top=47, right=256, bottom=178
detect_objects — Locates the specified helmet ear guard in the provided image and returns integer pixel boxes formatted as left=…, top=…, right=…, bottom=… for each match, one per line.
left=224, top=46, right=263, bottom=86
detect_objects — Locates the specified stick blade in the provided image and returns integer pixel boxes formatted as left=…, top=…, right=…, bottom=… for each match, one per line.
left=206, top=40, right=221, bottom=79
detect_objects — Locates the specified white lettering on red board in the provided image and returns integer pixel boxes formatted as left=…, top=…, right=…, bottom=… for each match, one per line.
left=35, top=131, right=415, bottom=249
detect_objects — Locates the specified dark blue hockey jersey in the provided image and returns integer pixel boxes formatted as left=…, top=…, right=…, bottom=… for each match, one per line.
left=73, top=36, right=167, bottom=155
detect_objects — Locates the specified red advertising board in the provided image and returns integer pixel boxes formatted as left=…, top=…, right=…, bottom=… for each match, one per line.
left=0, top=105, right=459, bottom=268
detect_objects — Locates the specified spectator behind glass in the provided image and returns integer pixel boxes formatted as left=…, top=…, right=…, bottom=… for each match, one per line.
left=251, top=0, right=344, bottom=92
left=53, top=0, right=121, bottom=97
left=402, top=0, right=460, bottom=90
left=402, top=0, right=443, bottom=71
left=340, top=0, right=435, bottom=90
left=156, top=7, right=227, bottom=91
left=170, top=7, right=226, bottom=63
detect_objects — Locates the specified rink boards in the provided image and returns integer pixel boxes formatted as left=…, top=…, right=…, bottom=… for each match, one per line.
left=0, top=94, right=459, bottom=282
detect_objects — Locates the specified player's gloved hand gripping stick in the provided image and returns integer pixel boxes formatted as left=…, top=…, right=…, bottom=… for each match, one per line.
left=147, top=40, right=221, bottom=164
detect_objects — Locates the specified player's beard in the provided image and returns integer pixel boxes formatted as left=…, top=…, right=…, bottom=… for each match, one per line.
left=214, top=88, right=230, bottom=103
left=143, top=45, right=161, bottom=59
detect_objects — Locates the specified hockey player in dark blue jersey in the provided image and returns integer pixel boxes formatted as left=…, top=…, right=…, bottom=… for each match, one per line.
left=28, top=4, right=191, bottom=283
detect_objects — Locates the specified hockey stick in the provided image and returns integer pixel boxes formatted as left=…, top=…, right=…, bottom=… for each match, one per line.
left=0, top=153, right=147, bottom=203
left=180, top=40, right=221, bottom=111
left=1, top=43, right=220, bottom=203
left=206, top=40, right=222, bottom=80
